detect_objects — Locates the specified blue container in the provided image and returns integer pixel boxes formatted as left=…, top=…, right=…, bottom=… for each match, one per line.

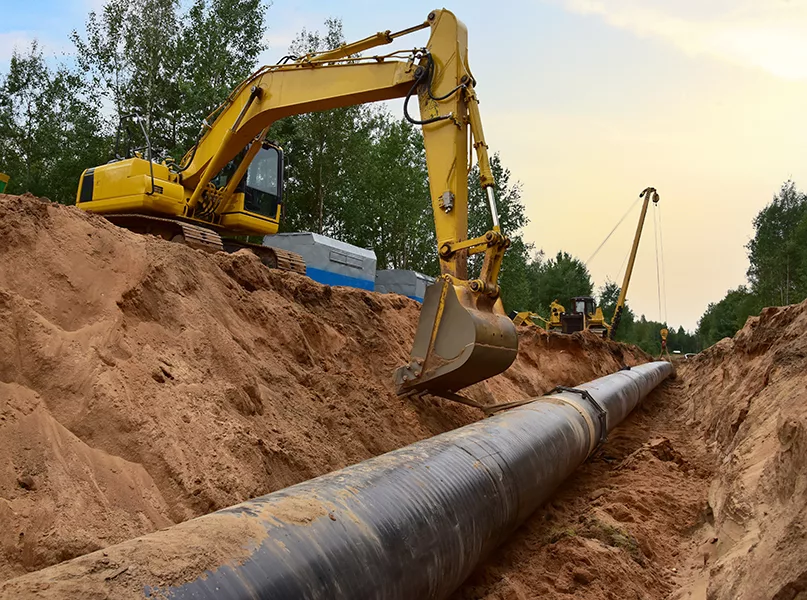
left=263, top=233, right=377, bottom=291
left=375, top=269, right=435, bottom=303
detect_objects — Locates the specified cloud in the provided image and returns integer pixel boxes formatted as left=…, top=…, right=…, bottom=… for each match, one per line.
left=557, top=0, right=807, bottom=80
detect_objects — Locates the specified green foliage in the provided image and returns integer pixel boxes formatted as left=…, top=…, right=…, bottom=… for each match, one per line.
left=598, top=279, right=635, bottom=340
left=176, top=0, right=268, bottom=152
left=0, top=0, right=267, bottom=203
left=0, top=43, right=106, bottom=203
left=695, top=180, right=807, bottom=348
left=697, top=286, right=763, bottom=347
left=527, top=251, right=594, bottom=315
left=270, top=19, right=368, bottom=236
left=71, top=0, right=266, bottom=156
left=746, top=180, right=807, bottom=306
left=344, top=114, right=437, bottom=274
left=467, top=154, right=532, bottom=313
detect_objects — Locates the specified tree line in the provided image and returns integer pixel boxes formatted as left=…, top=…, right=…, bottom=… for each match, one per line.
left=696, top=180, right=807, bottom=346
left=0, top=0, right=780, bottom=356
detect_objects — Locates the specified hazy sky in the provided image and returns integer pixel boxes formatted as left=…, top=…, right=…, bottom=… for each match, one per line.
left=4, top=0, right=807, bottom=330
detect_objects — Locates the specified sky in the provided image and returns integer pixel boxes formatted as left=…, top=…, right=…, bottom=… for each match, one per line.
left=4, top=0, right=807, bottom=330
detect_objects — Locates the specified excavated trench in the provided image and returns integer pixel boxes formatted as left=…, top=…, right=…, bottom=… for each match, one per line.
left=0, top=194, right=805, bottom=599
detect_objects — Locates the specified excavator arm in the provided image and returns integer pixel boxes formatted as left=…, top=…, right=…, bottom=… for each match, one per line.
left=172, top=9, right=518, bottom=397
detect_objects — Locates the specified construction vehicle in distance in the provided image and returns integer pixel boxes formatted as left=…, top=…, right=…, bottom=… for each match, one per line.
left=0, top=173, right=9, bottom=194
left=519, top=187, right=659, bottom=339
left=509, top=311, right=547, bottom=328
left=74, top=9, right=518, bottom=399
left=510, top=299, right=563, bottom=330
left=559, top=296, right=609, bottom=335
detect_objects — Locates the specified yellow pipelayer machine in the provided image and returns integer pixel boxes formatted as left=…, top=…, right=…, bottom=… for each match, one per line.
left=75, top=9, right=518, bottom=399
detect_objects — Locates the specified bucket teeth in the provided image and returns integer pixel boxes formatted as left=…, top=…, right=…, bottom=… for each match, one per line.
left=395, top=277, right=518, bottom=395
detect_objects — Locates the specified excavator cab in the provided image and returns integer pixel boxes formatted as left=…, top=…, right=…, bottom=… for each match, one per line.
left=213, top=141, right=285, bottom=224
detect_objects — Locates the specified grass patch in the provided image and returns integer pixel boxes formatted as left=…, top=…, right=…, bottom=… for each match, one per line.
left=547, top=527, right=578, bottom=544
left=580, top=517, right=645, bottom=564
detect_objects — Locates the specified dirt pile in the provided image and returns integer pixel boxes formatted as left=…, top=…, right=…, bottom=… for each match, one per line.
left=452, top=377, right=715, bottom=600
left=674, top=303, right=807, bottom=599
left=0, top=194, right=646, bottom=582
left=453, top=300, right=807, bottom=600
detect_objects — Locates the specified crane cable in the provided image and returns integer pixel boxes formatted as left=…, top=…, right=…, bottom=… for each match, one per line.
left=585, top=195, right=642, bottom=266
left=653, top=201, right=667, bottom=324
left=659, top=202, right=668, bottom=323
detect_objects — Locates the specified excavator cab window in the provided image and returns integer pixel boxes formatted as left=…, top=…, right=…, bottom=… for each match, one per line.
left=244, top=145, right=283, bottom=220
left=211, top=143, right=285, bottom=221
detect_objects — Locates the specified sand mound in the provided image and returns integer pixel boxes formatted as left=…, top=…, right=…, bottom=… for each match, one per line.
left=453, top=299, right=807, bottom=600
left=675, top=303, right=807, bottom=599
left=0, top=194, right=646, bottom=581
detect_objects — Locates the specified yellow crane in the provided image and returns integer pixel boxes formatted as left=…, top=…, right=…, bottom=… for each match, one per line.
left=520, top=187, right=659, bottom=339
left=605, top=186, right=659, bottom=339
left=74, top=9, right=518, bottom=399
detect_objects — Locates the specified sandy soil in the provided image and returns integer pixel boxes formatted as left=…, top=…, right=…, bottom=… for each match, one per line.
left=0, top=194, right=645, bottom=582
left=3, top=192, right=803, bottom=600
left=452, top=377, right=716, bottom=600
left=453, top=302, right=807, bottom=600
left=674, top=304, right=807, bottom=600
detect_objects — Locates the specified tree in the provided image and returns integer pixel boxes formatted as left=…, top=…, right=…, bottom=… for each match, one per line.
left=343, top=113, right=435, bottom=273
left=71, top=0, right=267, bottom=157
left=176, top=0, right=268, bottom=154
left=271, top=18, right=369, bottom=236
left=0, top=42, right=106, bottom=203
left=746, top=180, right=807, bottom=306
left=529, top=251, right=593, bottom=315
left=597, top=279, right=636, bottom=341
left=697, top=286, right=762, bottom=347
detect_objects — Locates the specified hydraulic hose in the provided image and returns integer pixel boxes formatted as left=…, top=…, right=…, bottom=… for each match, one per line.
left=0, top=362, right=674, bottom=600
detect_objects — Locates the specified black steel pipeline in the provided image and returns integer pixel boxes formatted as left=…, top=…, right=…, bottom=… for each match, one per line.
left=0, top=361, right=673, bottom=600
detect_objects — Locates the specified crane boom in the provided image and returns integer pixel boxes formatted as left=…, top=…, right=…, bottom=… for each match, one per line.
left=608, top=187, right=659, bottom=339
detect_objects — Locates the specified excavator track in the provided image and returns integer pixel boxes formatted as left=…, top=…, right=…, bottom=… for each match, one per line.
left=222, top=240, right=307, bottom=275
left=102, top=214, right=306, bottom=275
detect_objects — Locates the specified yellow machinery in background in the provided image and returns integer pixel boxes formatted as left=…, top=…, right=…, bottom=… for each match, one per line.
left=659, top=327, right=670, bottom=358
left=75, top=9, right=518, bottom=399
left=518, top=187, right=659, bottom=339
left=510, top=311, right=547, bottom=328
left=511, top=300, right=563, bottom=330
left=0, top=173, right=9, bottom=194
left=560, top=296, right=610, bottom=336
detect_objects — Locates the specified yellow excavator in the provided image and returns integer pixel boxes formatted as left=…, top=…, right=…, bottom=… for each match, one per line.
left=74, top=9, right=518, bottom=399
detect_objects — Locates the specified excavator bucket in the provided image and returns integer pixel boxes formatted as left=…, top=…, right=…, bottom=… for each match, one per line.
left=395, top=277, right=518, bottom=396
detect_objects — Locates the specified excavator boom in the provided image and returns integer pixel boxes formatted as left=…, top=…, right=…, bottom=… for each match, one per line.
left=76, top=9, right=518, bottom=398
